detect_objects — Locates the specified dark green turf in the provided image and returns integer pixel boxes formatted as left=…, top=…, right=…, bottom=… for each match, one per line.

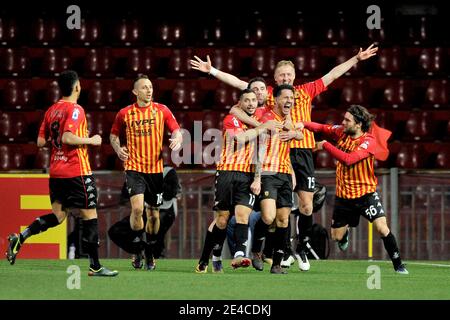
left=0, top=259, right=449, bottom=300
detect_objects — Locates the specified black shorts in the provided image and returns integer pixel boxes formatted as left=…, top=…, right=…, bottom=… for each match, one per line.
left=260, top=173, right=293, bottom=208
left=290, top=148, right=315, bottom=192
left=49, top=175, right=97, bottom=209
left=125, top=170, right=164, bottom=207
left=213, top=171, right=256, bottom=212
left=332, top=192, right=386, bottom=228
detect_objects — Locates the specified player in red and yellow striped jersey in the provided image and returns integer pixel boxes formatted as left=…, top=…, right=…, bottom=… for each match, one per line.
left=191, top=46, right=378, bottom=271
left=196, top=89, right=280, bottom=273
left=110, top=75, right=182, bottom=270
left=6, top=70, right=118, bottom=276
left=304, top=105, right=408, bottom=274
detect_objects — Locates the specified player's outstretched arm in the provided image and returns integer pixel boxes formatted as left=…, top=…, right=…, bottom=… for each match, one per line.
left=321, top=44, right=378, bottom=87
left=190, top=55, right=248, bottom=90
left=62, top=132, right=101, bottom=146
left=230, top=104, right=261, bottom=128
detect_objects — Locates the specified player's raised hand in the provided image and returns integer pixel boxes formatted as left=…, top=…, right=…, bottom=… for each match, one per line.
left=190, top=55, right=212, bottom=73
left=90, top=134, right=102, bottom=146
left=357, top=43, right=378, bottom=61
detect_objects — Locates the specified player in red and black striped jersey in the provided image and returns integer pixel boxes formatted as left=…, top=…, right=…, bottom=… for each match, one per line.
left=304, top=105, right=408, bottom=274
left=6, top=70, right=118, bottom=276
left=110, top=75, right=182, bottom=270
left=191, top=45, right=378, bottom=271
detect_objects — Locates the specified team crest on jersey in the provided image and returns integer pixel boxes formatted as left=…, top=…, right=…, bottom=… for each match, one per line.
left=264, top=191, right=269, bottom=197
left=360, top=141, right=369, bottom=149
left=332, top=125, right=341, bottom=129
left=72, top=108, right=80, bottom=120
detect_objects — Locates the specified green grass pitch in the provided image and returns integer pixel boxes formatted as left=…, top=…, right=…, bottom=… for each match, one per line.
left=1, top=259, right=449, bottom=300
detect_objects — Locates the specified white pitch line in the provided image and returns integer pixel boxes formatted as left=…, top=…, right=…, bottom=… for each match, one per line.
left=371, top=260, right=450, bottom=268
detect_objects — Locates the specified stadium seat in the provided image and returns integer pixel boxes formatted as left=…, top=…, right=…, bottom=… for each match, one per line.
left=155, top=23, right=185, bottom=46
left=198, top=18, right=224, bottom=46
left=70, top=18, right=101, bottom=46
left=323, top=12, right=350, bottom=45
left=424, top=79, right=449, bottom=108
left=401, top=16, right=436, bottom=45
left=436, top=145, right=450, bottom=169
left=33, top=147, right=51, bottom=169
left=250, top=48, right=277, bottom=77
left=241, top=16, right=268, bottom=46
left=0, top=17, right=19, bottom=45
left=83, top=48, right=113, bottom=77
left=171, top=81, right=203, bottom=110
left=87, top=81, right=116, bottom=110
left=367, top=18, right=390, bottom=44
left=395, top=144, right=424, bottom=169
left=167, top=48, right=195, bottom=78
left=44, top=80, right=62, bottom=106
left=31, top=17, right=60, bottom=45
left=41, top=48, right=71, bottom=76
left=2, top=80, right=34, bottom=110
left=0, top=48, right=29, bottom=76
left=86, top=112, right=112, bottom=142
left=0, top=112, right=27, bottom=143
left=0, top=145, right=26, bottom=170
left=125, top=48, right=157, bottom=77
left=340, top=79, right=370, bottom=106
left=211, top=48, right=240, bottom=75
left=115, top=18, right=142, bottom=46
left=417, top=47, right=445, bottom=76
left=173, top=111, right=193, bottom=131
left=202, top=112, right=220, bottom=132
left=314, top=150, right=336, bottom=168
left=214, top=83, right=240, bottom=110
left=377, top=46, right=404, bottom=76
left=278, top=11, right=310, bottom=46
left=382, top=80, right=412, bottom=109
left=294, top=48, right=322, bottom=77
left=88, top=146, right=109, bottom=170
left=404, top=111, right=433, bottom=141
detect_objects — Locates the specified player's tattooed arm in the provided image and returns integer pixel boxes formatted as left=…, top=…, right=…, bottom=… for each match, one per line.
left=110, top=134, right=129, bottom=161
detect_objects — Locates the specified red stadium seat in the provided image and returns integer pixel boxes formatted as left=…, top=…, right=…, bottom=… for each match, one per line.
left=323, top=12, right=350, bottom=45
left=436, top=145, right=450, bottom=169
left=125, top=48, right=157, bottom=77
left=115, top=19, right=142, bottom=46
left=214, top=83, right=240, bottom=110
left=250, top=48, right=277, bottom=78
left=278, top=12, right=309, bottom=46
left=367, top=18, right=390, bottom=44
left=70, top=18, right=101, bottom=46
left=83, top=48, right=113, bottom=77
left=0, top=112, right=27, bottom=142
left=41, top=48, right=71, bottom=76
left=0, top=18, right=19, bottom=45
left=294, top=48, right=322, bottom=77
left=155, top=23, right=185, bottom=47
left=202, top=112, right=220, bottom=132
left=33, top=147, right=51, bottom=169
left=382, top=80, right=412, bottom=109
left=173, top=112, right=193, bottom=131
left=86, top=112, right=112, bottom=142
left=395, top=144, right=424, bottom=169
left=314, top=150, right=336, bottom=168
left=87, top=81, right=116, bottom=110
left=0, top=145, right=26, bottom=170
left=167, top=48, right=195, bottom=78
left=377, top=46, right=404, bottom=76
left=424, top=80, right=449, bottom=108
left=211, top=48, right=240, bottom=75
left=2, top=80, right=34, bottom=110
left=335, top=48, right=363, bottom=75
left=340, top=79, right=370, bottom=106
left=88, top=146, right=108, bottom=170
left=241, top=17, right=268, bottom=46
left=44, top=81, right=62, bottom=106
left=402, top=16, right=435, bottom=45
left=31, top=17, right=60, bottom=45
left=404, top=111, right=433, bottom=141
left=0, top=48, right=29, bottom=76
left=171, top=81, right=203, bottom=110
left=198, top=18, right=224, bottom=46
left=417, top=47, right=445, bottom=76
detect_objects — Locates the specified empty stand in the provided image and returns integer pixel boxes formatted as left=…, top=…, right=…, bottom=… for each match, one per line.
left=0, top=145, right=26, bottom=170
left=2, top=80, right=34, bottom=110
left=250, top=48, right=277, bottom=77
left=404, top=111, right=433, bottom=141
left=424, top=79, right=448, bottom=108
left=0, top=112, right=27, bottom=142
left=0, top=48, right=29, bottom=77
left=41, top=48, right=71, bottom=76
left=395, top=144, right=425, bottom=169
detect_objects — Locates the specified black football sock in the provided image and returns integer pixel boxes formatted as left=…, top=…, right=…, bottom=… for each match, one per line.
left=20, top=213, right=60, bottom=242
left=272, top=227, right=288, bottom=267
left=81, top=219, right=101, bottom=270
left=284, top=219, right=293, bottom=258
left=212, top=225, right=227, bottom=258
left=199, top=230, right=214, bottom=265
left=382, top=232, right=403, bottom=269
left=297, top=213, right=312, bottom=252
left=234, top=223, right=249, bottom=257
left=252, top=218, right=270, bottom=254
left=262, top=229, right=275, bottom=258
left=144, top=233, right=157, bottom=260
